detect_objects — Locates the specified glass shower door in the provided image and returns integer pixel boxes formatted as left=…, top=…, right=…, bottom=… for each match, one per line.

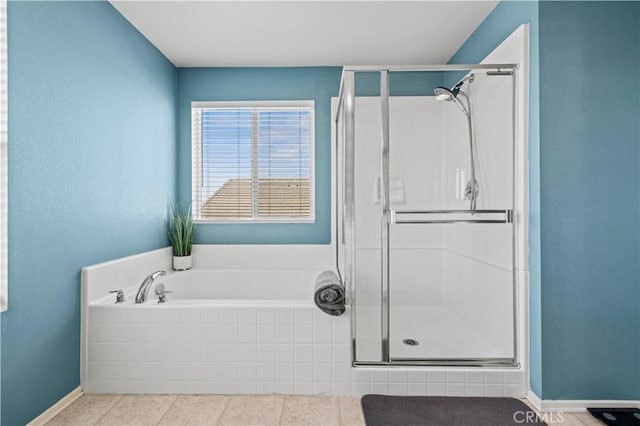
left=337, top=71, right=384, bottom=362
left=387, top=71, right=515, bottom=363
left=339, top=67, right=517, bottom=365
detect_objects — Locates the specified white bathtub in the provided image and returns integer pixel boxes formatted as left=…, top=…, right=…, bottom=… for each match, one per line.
left=81, top=246, right=526, bottom=397
left=81, top=257, right=354, bottom=395
left=149, top=269, right=314, bottom=305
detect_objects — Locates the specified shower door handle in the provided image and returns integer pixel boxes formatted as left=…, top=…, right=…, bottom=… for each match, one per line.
left=391, top=209, right=513, bottom=224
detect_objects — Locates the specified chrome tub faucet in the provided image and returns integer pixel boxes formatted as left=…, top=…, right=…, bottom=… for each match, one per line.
left=135, top=270, right=166, bottom=303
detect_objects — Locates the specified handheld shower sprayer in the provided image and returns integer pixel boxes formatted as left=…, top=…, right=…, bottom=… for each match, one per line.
left=434, top=74, right=479, bottom=211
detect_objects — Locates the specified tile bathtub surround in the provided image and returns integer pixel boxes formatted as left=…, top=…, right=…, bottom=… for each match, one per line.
left=85, top=304, right=526, bottom=397
left=81, top=247, right=174, bottom=396
left=81, top=247, right=173, bottom=305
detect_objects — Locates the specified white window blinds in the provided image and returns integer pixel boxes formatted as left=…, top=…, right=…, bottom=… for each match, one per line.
left=192, top=101, right=314, bottom=222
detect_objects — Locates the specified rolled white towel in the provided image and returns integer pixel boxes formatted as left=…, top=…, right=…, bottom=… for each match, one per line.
left=314, top=270, right=345, bottom=316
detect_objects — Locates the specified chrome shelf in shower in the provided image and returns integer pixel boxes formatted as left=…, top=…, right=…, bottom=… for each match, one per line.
left=391, top=209, right=513, bottom=224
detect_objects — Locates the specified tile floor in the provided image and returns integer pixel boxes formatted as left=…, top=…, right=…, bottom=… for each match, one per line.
left=520, top=399, right=606, bottom=426
left=46, top=394, right=606, bottom=426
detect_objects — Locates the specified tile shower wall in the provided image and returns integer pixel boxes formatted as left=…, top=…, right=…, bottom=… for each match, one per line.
left=86, top=304, right=525, bottom=396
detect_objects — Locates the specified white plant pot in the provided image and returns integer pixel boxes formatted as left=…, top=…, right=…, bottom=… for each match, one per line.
left=173, top=255, right=192, bottom=271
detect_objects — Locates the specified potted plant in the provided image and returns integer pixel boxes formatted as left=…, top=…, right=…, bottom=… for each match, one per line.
left=169, top=203, right=194, bottom=271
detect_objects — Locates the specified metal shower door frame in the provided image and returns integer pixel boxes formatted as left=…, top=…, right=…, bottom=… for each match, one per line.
left=335, top=64, right=519, bottom=367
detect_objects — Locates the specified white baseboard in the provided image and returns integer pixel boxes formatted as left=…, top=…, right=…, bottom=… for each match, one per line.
left=526, top=390, right=542, bottom=411
left=27, top=386, right=83, bottom=425
left=526, top=390, right=640, bottom=413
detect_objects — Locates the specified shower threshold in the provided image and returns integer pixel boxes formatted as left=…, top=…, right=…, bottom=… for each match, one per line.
left=352, top=359, right=519, bottom=368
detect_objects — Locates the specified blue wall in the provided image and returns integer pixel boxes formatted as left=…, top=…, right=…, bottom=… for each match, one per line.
left=354, top=72, right=444, bottom=96
left=447, top=0, right=542, bottom=395
left=538, top=1, right=640, bottom=400
left=451, top=0, right=640, bottom=399
left=2, top=2, right=177, bottom=424
left=177, top=67, right=341, bottom=244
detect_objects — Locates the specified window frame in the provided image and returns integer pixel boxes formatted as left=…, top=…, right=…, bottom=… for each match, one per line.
left=191, top=100, right=316, bottom=224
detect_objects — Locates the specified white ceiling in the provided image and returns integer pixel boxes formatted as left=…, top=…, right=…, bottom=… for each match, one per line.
left=110, top=1, right=498, bottom=67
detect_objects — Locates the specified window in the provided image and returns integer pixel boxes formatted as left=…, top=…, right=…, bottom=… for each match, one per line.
left=192, top=101, right=314, bottom=222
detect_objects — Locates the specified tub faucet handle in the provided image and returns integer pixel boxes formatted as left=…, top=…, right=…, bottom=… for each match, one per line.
left=155, top=283, right=173, bottom=304
left=109, top=290, right=125, bottom=304
left=157, top=290, right=173, bottom=304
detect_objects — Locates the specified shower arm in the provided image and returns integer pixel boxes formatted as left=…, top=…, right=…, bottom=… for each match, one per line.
left=457, top=91, right=477, bottom=212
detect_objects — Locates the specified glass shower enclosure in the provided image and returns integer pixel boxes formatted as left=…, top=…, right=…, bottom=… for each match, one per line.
left=334, top=65, right=519, bottom=366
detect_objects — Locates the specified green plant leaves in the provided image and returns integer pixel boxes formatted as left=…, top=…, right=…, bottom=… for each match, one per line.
left=169, top=203, right=194, bottom=257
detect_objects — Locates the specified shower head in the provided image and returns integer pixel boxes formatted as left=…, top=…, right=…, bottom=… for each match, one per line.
left=434, top=86, right=457, bottom=101
left=434, top=85, right=468, bottom=115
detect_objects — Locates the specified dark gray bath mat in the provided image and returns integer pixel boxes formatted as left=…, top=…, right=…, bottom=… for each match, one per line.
left=587, top=408, right=640, bottom=425
left=361, top=395, right=546, bottom=426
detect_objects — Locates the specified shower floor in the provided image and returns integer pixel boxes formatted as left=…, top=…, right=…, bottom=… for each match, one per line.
left=390, top=307, right=511, bottom=360
left=355, top=306, right=513, bottom=361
